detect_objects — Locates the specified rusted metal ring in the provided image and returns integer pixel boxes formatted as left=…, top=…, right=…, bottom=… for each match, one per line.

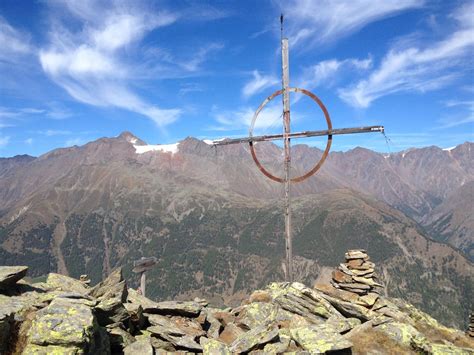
left=248, top=87, right=332, bottom=183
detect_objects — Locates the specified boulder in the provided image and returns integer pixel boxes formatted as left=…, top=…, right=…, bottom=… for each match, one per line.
left=235, top=302, right=279, bottom=329
left=319, top=293, right=374, bottom=321
left=200, top=337, right=231, bottom=354
left=25, top=297, right=107, bottom=353
left=0, top=266, right=28, bottom=290
left=201, top=309, right=222, bottom=339
left=152, top=300, right=202, bottom=317
left=219, top=323, right=245, bottom=345
left=147, top=314, right=204, bottom=351
left=126, top=288, right=159, bottom=312
left=230, top=324, right=279, bottom=353
left=263, top=328, right=291, bottom=353
left=89, top=269, right=129, bottom=326
left=290, top=325, right=353, bottom=353
left=374, top=321, right=425, bottom=348
left=89, top=268, right=123, bottom=299
left=267, top=282, right=340, bottom=323
left=45, top=273, right=88, bottom=295
left=123, top=338, right=153, bottom=355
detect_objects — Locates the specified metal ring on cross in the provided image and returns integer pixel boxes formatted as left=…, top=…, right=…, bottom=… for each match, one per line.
left=249, top=87, right=333, bottom=183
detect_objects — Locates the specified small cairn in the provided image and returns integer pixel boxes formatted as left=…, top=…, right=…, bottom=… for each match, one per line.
left=468, top=312, right=474, bottom=337
left=331, top=249, right=383, bottom=296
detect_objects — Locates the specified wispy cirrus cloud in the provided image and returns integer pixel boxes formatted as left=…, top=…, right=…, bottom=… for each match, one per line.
left=39, top=1, right=182, bottom=127
left=436, top=100, right=474, bottom=129
left=281, top=0, right=424, bottom=48
left=209, top=103, right=283, bottom=133
left=339, top=3, right=474, bottom=108
left=0, top=16, right=33, bottom=62
left=242, top=70, right=279, bottom=98
left=298, top=57, right=372, bottom=89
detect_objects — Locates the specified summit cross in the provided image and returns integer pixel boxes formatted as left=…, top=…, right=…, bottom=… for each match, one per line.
left=212, top=34, right=384, bottom=282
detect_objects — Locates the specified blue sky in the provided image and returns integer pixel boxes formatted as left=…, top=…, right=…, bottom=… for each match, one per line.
left=0, top=0, right=473, bottom=157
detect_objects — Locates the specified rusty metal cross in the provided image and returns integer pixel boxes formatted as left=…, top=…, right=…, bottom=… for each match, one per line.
left=212, top=36, right=384, bottom=282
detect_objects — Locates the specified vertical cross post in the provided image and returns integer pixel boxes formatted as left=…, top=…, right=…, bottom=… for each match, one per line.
left=281, top=38, right=293, bottom=282
left=140, top=271, right=146, bottom=297
left=133, top=257, right=157, bottom=298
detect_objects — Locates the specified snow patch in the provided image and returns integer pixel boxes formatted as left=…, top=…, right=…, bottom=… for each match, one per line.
left=129, top=137, right=137, bottom=144
left=443, top=146, right=456, bottom=151
left=134, top=143, right=179, bottom=154
left=203, top=138, right=225, bottom=145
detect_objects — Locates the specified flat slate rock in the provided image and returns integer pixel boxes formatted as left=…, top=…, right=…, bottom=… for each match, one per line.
left=46, top=273, right=88, bottom=295
left=153, top=301, right=202, bottom=317
left=124, top=338, right=153, bottom=355
left=26, top=297, right=100, bottom=351
left=230, top=324, right=279, bottom=353
left=0, top=266, right=28, bottom=289
left=290, top=325, right=353, bottom=353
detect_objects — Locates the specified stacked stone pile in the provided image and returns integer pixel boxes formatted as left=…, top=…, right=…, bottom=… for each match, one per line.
left=468, top=312, right=474, bottom=337
left=331, top=249, right=383, bottom=296
left=1, top=264, right=473, bottom=354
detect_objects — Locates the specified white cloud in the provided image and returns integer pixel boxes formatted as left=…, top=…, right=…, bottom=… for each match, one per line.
left=211, top=103, right=283, bottom=133
left=0, top=16, right=32, bottom=62
left=339, top=7, right=474, bottom=108
left=0, top=135, right=10, bottom=148
left=282, top=0, right=424, bottom=48
left=298, top=57, right=372, bottom=89
left=25, top=138, right=33, bottom=145
left=242, top=70, right=279, bottom=98
left=436, top=100, right=474, bottom=129
left=179, top=43, right=224, bottom=72
left=37, top=130, right=72, bottom=137
left=39, top=2, right=182, bottom=127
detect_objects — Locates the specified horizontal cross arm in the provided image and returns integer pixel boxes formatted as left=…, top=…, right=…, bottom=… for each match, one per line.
left=211, top=125, right=384, bottom=146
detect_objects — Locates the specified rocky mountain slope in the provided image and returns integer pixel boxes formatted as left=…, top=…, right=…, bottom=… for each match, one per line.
left=1, top=262, right=472, bottom=354
left=0, top=133, right=472, bottom=328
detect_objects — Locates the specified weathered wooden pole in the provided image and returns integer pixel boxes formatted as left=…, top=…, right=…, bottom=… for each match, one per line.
left=133, top=257, right=157, bottom=298
left=281, top=38, right=293, bottom=282
left=140, top=271, right=146, bottom=297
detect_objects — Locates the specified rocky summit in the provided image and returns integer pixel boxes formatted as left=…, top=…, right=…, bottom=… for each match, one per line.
left=1, top=264, right=473, bottom=354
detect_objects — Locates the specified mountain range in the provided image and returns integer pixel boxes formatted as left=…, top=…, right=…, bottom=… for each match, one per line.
left=0, top=132, right=472, bottom=327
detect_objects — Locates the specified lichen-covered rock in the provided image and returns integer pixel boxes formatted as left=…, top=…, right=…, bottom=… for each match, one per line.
left=201, top=337, right=231, bottom=354
left=0, top=266, right=28, bottom=289
left=26, top=297, right=104, bottom=352
left=415, top=341, right=474, bottom=354
left=374, top=321, right=425, bottom=347
left=266, top=282, right=340, bottom=323
left=22, top=344, right=83, bottom=354
left=230, top=324, right=279, bottom=353
left=89, top=269, right=129, bottom=326
left=235, top=301, right=279, bottom=329
left=46, top=273, right=88, bottom=295
left=326, top=316, right=361, bottom=334
left=319, top=292, right=375, bottom=321
left=146, top=313, right=204, bottom=351
left=263, top=328, right=291, bottom=353
left=290, top=325, right=353, bottom=353
left=123, top=337, right=153, bottom=355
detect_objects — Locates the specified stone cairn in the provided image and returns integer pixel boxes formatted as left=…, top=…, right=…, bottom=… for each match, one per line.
left=468, top=312, right=474, bottom=337
left=331, top=249, right=383, bottom=297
